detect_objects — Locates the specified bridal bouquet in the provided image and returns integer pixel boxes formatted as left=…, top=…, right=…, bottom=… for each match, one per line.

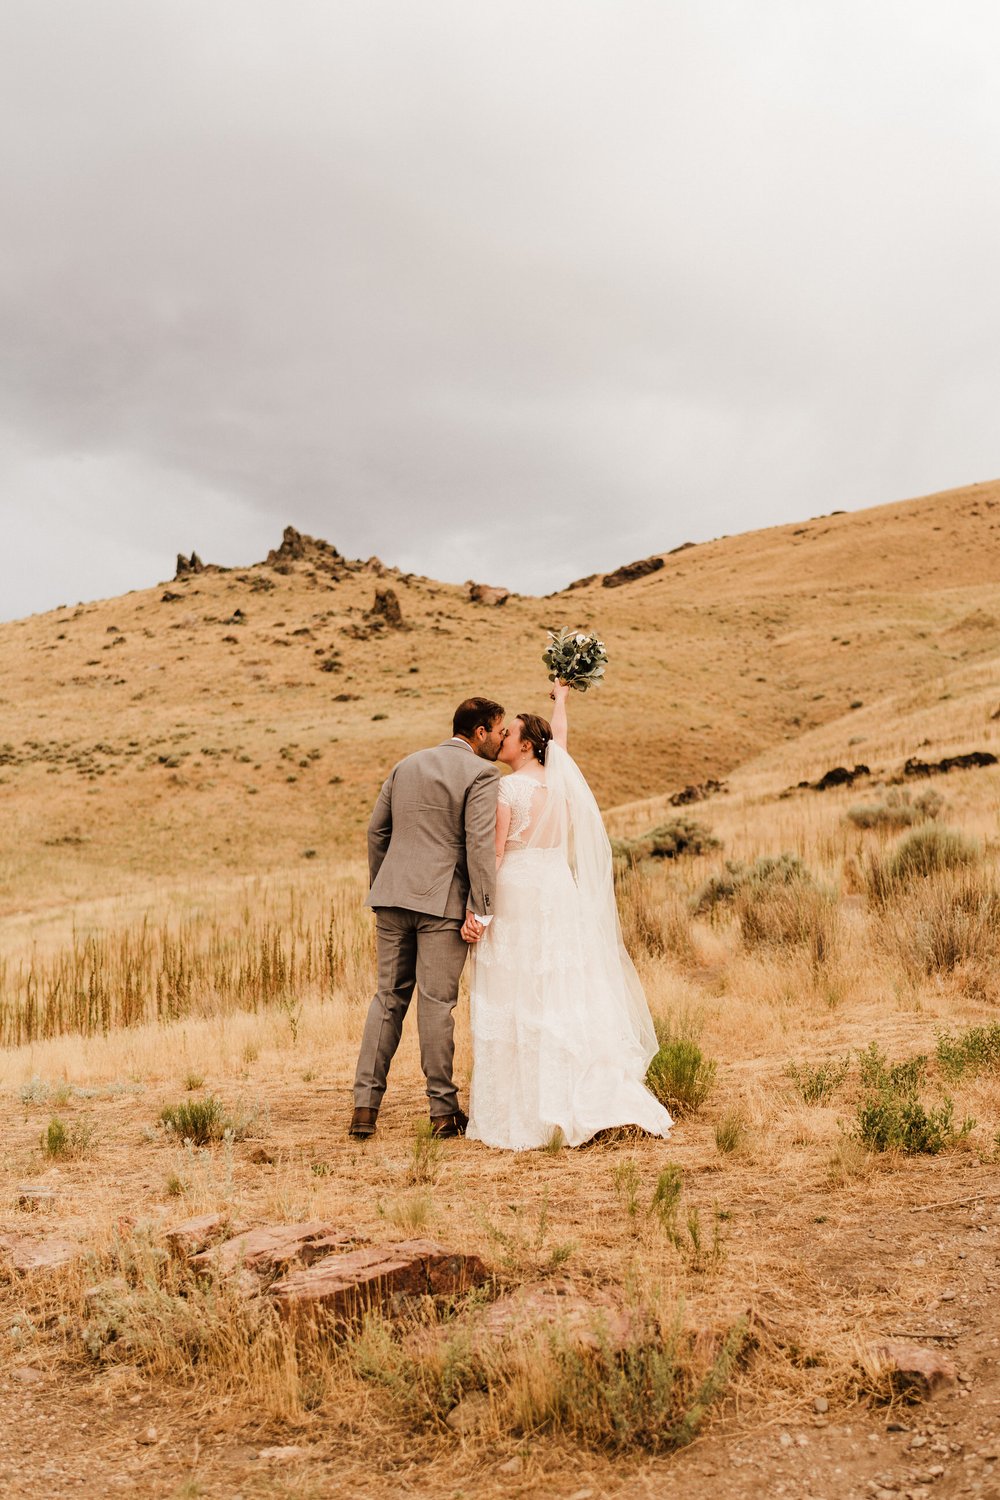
left=543, top=627, right=609, bottom=692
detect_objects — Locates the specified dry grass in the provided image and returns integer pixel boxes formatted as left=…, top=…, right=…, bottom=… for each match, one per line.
left=6, top=484, right=1000, bottom=1491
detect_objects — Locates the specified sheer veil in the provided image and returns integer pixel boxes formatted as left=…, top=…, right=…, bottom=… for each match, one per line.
left=522, top=739, right=659, bottom=1070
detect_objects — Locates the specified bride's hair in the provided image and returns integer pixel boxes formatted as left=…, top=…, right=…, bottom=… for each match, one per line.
left=516, top=712, right=552, bottom=764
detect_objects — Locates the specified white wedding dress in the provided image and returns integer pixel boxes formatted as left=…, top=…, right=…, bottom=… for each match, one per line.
left=466, top=742, right=673, bottom=1150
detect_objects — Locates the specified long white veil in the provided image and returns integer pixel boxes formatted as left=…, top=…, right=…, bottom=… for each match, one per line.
left=522, top=740, right=659, bottom=1071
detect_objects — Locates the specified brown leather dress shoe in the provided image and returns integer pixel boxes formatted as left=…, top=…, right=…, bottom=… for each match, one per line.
left=349, top=1106, right=379, bottom=1139
left=430, top=1108, right=469, bottom=1139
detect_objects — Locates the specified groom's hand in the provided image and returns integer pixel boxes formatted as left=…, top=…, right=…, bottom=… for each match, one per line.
left=461, top=912, right=484, bottom=943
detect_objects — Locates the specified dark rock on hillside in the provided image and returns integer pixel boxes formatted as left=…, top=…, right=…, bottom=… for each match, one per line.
left=669, top=778, right=727, bottom=806
left=793, top=764, right=871, bottom=793
left=901, top=750, right=997, bottom=778
left=467, top=581, right=510, bottom=606
left=175, top=551, right=205, bottom=578
left=367, top=588, right=405, bottom=628
left=668, top=540, right=697, bottom=555
left=601, top=555, right=665, bottom=588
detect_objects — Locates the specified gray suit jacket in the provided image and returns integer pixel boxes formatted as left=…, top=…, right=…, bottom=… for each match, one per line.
left=366, top=740, right=499, bottom=920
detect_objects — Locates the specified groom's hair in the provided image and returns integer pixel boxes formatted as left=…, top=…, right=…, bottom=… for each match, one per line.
left=453, top=697, right=505, bottom=739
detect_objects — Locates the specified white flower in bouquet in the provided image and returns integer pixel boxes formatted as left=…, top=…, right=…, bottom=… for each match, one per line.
left=542, top=627, right=609, bottom=692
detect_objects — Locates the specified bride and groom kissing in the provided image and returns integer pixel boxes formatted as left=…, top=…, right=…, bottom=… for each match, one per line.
left=349, top=689, right=673, bottom=1151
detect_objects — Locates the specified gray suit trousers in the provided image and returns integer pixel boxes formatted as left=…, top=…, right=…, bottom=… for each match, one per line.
left=353, top=907, right=469, bottom=1117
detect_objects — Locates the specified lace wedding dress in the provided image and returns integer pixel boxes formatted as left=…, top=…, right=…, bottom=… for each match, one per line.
left=466, top=742, right=673, bottom=1150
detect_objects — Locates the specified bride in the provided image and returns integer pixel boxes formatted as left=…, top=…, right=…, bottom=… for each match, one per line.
left=464, top=682, right=673, bottom=1150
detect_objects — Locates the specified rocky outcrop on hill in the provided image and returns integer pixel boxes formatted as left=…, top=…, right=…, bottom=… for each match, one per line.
left=601, top=555, right=665, bottom=588
left=265, top=526, right=345, bottom=576
left=367, top=587, right=405, bottom=629
left=175, top=551, right=205, bottom=578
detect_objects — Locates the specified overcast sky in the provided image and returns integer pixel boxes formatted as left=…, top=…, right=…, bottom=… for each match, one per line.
left=2, top=1, right=1000, bottom=621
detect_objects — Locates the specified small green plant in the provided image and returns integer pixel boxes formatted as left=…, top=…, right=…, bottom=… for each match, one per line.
left=409, top=1119, right=443, bottom=1186
left=164, top=1173, right=187, bottom=1197
left=650, top=1164, right=683, bottom=1234
left=856, top=1042, right=926, bottom=1094
left=543, top=1127, right=565, bottom=1154
left=40, top=1115, right=93, bottom=1159
left=852, top=1091, right=972, bottom=1155
left=713, top=1109, right=746, bottom=1155
left=481, top=1189, right=576, bottom=1278
left=851, top=1042, right=973, bottom=1156
left=41, top=1117, right=68, bottom=1158
left=936, top=1023, right=1000, bottom=1081
left=183, top=1071, right=205, bottom=1092
left=612, top=1159, right=643, bottom=1225
left=646, top=1019, right=716, bottom=1115
left=159, top=1096, right=230, bottom=1145
left=785, top=1056, right=850, bottom=1104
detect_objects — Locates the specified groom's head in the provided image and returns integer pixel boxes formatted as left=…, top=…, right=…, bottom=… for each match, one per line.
left=453, top=697, right=506, bottom=760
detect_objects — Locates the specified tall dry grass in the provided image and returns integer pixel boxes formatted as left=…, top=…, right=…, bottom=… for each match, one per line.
left=0, top=879, right=374, bottom=1046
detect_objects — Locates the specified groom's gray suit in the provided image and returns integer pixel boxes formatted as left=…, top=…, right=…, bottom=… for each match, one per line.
left=353, top=739, right=499, bottom=1118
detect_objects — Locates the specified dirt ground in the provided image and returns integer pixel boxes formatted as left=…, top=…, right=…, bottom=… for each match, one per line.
left=2, top=1074, right=998, bottom=1500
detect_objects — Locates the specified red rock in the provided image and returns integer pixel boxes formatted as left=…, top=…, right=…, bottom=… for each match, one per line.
left=0, top=1233, right=77, bottom=1273
left=193, top=1221, right=360, bottom=1279
left=270, top=1238, right=489, bottom=1321
left=871, top=1340, right=958, bottom=1399
left=476, top=1283, right=633, bottom=1352
left=164, top=1212, right=231, bottom=1258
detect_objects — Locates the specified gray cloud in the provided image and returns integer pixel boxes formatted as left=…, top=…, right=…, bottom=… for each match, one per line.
left=2, top=0, right=1000, bottom=620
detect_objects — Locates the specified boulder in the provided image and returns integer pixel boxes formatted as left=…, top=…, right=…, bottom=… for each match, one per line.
left=601, top=555, right=665, bottom=589
left=270, top=1238, right=489, bottom=1321
left=164, top=1212, right=231, bottom=1258
left=0, top=1232, right=77, bottom=1273
left=812, top=764, right=870, bottom=791
left=467, top=581, right=511, bottom=607
left=902, top=751, right=997, bottom=779
left=476, top=1282, right=633, bottom=1353
left=871, top=1340, right=957, bottom=1400
left=193, top=1222, right=362, bottom=1280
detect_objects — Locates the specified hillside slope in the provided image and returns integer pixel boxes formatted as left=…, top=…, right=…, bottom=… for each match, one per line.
left=4, top=477, right=1000, bottom=914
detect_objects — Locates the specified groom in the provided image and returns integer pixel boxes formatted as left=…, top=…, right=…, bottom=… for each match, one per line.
left=349, top=697, right=506, bottom=1140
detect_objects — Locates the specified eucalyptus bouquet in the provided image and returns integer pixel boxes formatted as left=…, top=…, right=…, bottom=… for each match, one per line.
left=543, top=627, right=609, bottom=692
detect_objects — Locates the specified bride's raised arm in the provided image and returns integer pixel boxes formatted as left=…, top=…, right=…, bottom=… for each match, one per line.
left=549, top=680, right=570, bottom=750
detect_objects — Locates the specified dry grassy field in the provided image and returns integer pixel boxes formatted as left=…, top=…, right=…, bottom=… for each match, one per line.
left=3, top=480, right=1000, bottom=1499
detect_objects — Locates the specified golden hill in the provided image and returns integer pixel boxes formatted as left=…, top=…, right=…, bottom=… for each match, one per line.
left=4, top=476, right=1000, bottom=918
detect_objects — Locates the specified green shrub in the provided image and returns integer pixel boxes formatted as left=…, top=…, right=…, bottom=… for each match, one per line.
left=646, top=1020, right=716, bottom=1115
left=616, top=817, right=720, bottom=863
left=853, top=1090, right=970, bottom=1155
left=784, top=1056, right=850, bottom=1104
left=856, top=1042, right=927, bottom=1094
left=864, top=825, right=979, bottom=906
left=41, top=1117, right=69, bottom=1158
left=692, top=853, right=811, bottom=917
left=846, top=789, right=943, bottom=831
left=936, top=1023, right=1000, bottom=1081
left=159, top=1096, right=229, bottom=1145
left=851, top=1042, right=973, bottom=1155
